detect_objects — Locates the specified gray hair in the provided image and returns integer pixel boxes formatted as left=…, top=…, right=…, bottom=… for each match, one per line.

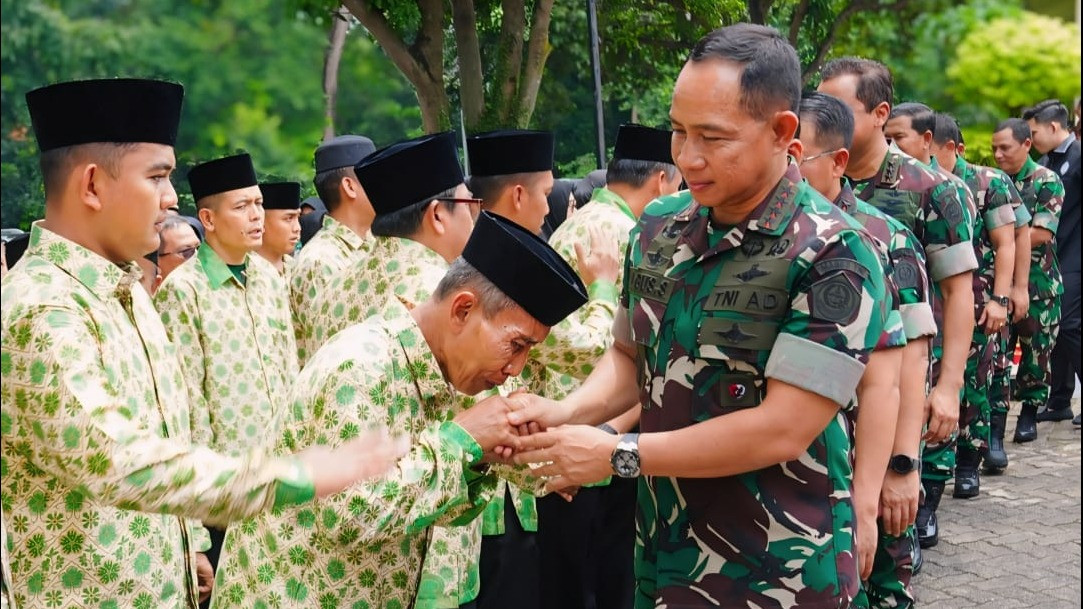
left=433, top=258, right=517, bottom=318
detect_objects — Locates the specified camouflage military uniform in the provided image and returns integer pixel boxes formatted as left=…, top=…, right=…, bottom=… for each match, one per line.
left=211, top=300, right=495, bottom=609
left=990, top=158, right=1064, bottom=417
left=989, top=203, right=1033, bottom=418
left=289, top=215, right=371, bottom=366
left=949, top=158, right=1019, bottom=454
left=850, top=147, right=977, bottom=609
left=626, top=164, right=889, bottom=608
left=836, top=181, right=935, bottom=609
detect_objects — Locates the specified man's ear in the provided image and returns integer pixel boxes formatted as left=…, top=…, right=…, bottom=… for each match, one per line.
left=198, top=207, right=215, bottom=233
left=78, top=163, right=105, bottom=212
left=427, top=200, right=447, bottom=236
left=831, top=148, right=850, bottom=180
left=448, top=290, right=478, bottom=327
left=873, top=102, right=891, bottom=128
left=771, top=111, right=800, bottom=151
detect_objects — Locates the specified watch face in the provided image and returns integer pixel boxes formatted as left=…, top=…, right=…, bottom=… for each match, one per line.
left=613, top=450, right=640, bottom=477
left=890, top=455, right=915, bottom=473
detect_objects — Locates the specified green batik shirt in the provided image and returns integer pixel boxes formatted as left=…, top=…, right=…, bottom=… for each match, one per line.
left=1, top=507, right=13, bottom=609
left=626, top=164, right=889, bottom=609
left=290, top=215, right=371, bottom=366
left=852, top=147, right=978, bottom=285
left=155, top=243, right=299, bottom=456
left=306, top=236, right=449, bottom=345
left=835, top=181, right=929, bottom=344
left=1013, top=157, right=1065, bottom=299
left=211, top=300, right=496, bottom=609
left=951, top=156, right=1019, bottom=306
left=1, top=224, right=315, bottom=609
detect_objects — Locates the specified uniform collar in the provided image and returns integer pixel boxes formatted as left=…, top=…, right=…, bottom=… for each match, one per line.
left=1015, top=156, right=1039, bottom=181
left=373, top=236, right=447, bottom=268
left=24, top=222, right=141, bottom=300
left=195, top=241, right=248, bottom=288
left=590, top=188, right=636, bottom=221
left=952, top=155, right=969, bottom=178
left=1054, top=132, right=1076, bottom=154
left=833, top=179, right=859, bottom=214
left=322, top=214, right=367, bottom=251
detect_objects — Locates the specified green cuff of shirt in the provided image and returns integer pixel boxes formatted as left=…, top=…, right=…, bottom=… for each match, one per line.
left=927, top=241, right=978, bottom=282
left=983, top=205, right=1016, bottom=231
left=765, top=333, right=866, bottom=409
left=901, top=302, right=938, bottom=340
left=1031, top=212, right=1059, bottom=234
left=1013, top=205, right=1032, bottom=228
left=588, top=280, right=619, bottom=305
left=272, top=458, right=317, bottom=509
left=440, top=421, right=485, bottom=466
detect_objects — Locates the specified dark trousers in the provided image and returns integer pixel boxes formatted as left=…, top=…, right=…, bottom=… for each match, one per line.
left=537, top=477, right=637, bottom=609
left=477, top=487, right=540, bottom=609
left=1049, top=272, right=1081, bottom=412
left=198, top=526, right=227, bottom=609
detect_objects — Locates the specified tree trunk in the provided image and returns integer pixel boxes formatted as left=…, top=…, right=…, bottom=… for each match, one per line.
left=451, top=0, right=485, bottom=129
left=513, top=0, right=555, bottom=127
left=322, top=6, right=351, bottom=141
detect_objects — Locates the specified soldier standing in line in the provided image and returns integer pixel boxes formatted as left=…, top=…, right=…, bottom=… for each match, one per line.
left=508, top=25, right=891, bottom=609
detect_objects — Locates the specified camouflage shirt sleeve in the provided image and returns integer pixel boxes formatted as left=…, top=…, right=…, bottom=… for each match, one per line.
left=1031, top=171, right=1065, bottom=234
left=890, top=226, right=936, bottom=339
left=983, top=171, right=1021, bottom=231
left=922, top=179, right=979, bottom=282
left=766, top=228, right=889, bottom=407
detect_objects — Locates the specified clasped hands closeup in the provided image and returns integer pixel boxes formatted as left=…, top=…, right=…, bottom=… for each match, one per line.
left=452, top=389, right=625, bottom=497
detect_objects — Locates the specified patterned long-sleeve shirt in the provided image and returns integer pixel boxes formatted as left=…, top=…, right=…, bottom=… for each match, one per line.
left=1, top=225, right=315, bottom=609
left=289, top=215, right=371, bottom=365
left=1012, top=157, right=1065, bottom=300
left=211, top=302, right=494, bottom=609
left=154, top=244, right=298, bottom=456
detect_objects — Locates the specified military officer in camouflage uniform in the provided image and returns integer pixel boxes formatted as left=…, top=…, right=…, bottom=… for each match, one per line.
left=254, top=181, right=302, bottom=277
left=212, top=211, right=589, bottom=609
left=290, top=135, right=377, bottom=365
left=795, top=92, right=937, bottom=609
left=538, top=124, right=682, bottom=609
left=990, top=118, right=1065, bottom=443
left=930, top=113, right=1019, bottom=497
left=509, top=25, right=891, bottom=609
left=1, top=78, right=403, bottom=609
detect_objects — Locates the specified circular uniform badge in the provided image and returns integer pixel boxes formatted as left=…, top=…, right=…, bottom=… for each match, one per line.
left=940, top=190, right=965, bottom=228
left=810, top=273, right=862, bottom=325
left=893, top=255, right=920, bottom=290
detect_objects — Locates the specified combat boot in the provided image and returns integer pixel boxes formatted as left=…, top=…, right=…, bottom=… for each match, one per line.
left=984, top=411, right=1009, bottom=473
left=915, top=479, right=944, bottom=548
left=1013, top=404, right=1038, bottom=443
left=952, top=447, right=981, bottom=498
left=910, top=533, right=923, bottom=575
left=1035, top=404, right=1074, bottom=422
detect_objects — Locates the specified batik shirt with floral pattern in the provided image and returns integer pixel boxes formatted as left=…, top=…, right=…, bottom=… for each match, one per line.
left=212, top=301, right=495, bottom=609
left=155, top=244, right=298, bottom=456
left=289, top=215, right=371, bottom=365
left=1, top=224, right=314, bottom=609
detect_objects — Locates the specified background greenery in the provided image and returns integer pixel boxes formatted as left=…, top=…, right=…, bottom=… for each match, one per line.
left=2, top=0, right=1079, bottom=227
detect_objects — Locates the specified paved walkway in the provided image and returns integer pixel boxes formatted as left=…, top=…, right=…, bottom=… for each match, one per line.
left=914, top=400, right=1081, bottom=608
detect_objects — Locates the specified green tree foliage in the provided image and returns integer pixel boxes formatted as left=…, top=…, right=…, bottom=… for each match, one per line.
left=947, top=13, right=1081, bottom=119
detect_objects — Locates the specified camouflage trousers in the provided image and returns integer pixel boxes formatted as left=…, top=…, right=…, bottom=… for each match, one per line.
left=854, top=525, right=916, bottom=609
left=921, top=352, right=970, bottom=483
left=958, top=325, right=996, bottom=453
left=990, top=297, right=1061, bottom=415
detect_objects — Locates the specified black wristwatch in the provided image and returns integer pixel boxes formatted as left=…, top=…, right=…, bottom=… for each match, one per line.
left=610, top=433, right=641, bottom=478
left=991, top=294, right=1010, bottom=307
left=888, top=454, right=920, bottom=475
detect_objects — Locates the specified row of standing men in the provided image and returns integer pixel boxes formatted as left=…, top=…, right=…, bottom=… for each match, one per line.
left=3, top=22, right=1082, bottom=609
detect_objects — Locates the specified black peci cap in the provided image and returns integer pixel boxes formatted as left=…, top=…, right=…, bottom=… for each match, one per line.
left=315, top=135, right=377, bottom=173
left=466, top=130, right=554, bottom=177
left=187, top=153, right=258, bottom=202
left=462, top=211, right=587, bottom=326
left=612, top=124, right=674, bottom=165
left=260, top=182, right=302, bottom=210
left=27, top=78, right=184, bottom=152
left=354, top=131, right=464, bottom=216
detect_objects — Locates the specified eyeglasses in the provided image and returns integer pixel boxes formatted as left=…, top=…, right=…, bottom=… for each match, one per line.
left=800, top=149, right=841, bottom=165
left=161, top=245, right=197, bottom=260
left=438, top=197, right=484, bottom=220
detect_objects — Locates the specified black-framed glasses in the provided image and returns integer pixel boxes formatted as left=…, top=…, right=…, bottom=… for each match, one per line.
left=161, top=245, right=197, bottom=260
left=800, top=148, right=842, bottom=165
left=438, top=197, right=484, bottom=220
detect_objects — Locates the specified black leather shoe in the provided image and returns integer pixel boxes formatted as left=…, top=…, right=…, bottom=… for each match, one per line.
left=1013, top=405, right=1038, bottom=443
left=984, top=412, right=1009, bottom=473
left=1074, top=414, right=1081, bottom=427
left=916, top=480, right=944, bottom=548
left=1036, top=405, right=1074, bottom=422
left=911, top=535, right=923, bottom=575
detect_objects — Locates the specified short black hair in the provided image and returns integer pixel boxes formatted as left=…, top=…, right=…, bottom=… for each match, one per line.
left=932, top=113, right=961, bottom=146
left=820, top=57, right=894, bottom=113
left=798, top=91, right=855, bottom=150
left=605, top=159, right=679, bottom=189
left=995, top=118, right=1031, bottom=144
left=370, top=186, right=458, bottom=239
left=39, top=142, right=139, bottom=199
left=1022, top=100, right=1070, bottom=129
left=313, top=166, right=354, bottom=212
left=687, top=23, right=801, bottom=118
left=890, top=102, right=936, bottom=136
left=468, top=172, right=546, bottom=208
